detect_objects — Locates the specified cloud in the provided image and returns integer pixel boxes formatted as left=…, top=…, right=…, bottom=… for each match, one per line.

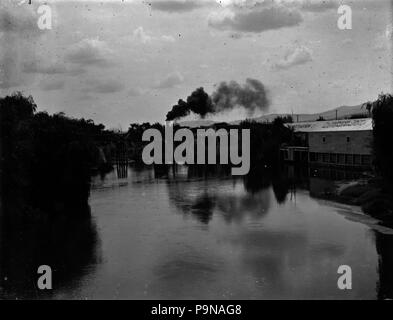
left=374, top=24, right=393, bottom=51
left=273, top=46, right=313, bottom=70
left=133, top=26, right=153, bottom=44
left=295, top=0, right=338, bottom=12
left=22, top=59, right=86, bottom=76
left=0, top=3, right=48, bottom=90
left=153, top=71, right=184, bottom=89
left=0, top=79, right=20, bottom=89
left=341, top=38, right=353, bottom=46
left=22, top=61, right=67, bottom=75
left=349, top=0, right=392, bottom=11
left=65, top=38, right=115, bottom=68
left=208, top=4, right=302, bottom=33
left=216, top=0, right=337, bottom=11
left=0, top=55, right=22, bottom=89
left=0, top=3, right=39, bottom=37
left=84, top=78, right=125, bottom=94
left=150, top=0, right=203, bottom=13
left=40, top=79, right=65, bottom=91
left=385, top=23, right=393, bottom=40
left=132, top=26, right=175, bottom=44
left=0, top=63, right=21, bottom=89
left=128, top=87, right=146, bottom=96
left=78, top=92, right=95, bottom=101
left=329, top=79, right=347, bottom=89
left=161, top=35, right=176, bottom=43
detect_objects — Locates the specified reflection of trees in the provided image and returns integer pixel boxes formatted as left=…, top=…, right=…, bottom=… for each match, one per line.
left=190, top=194, right=215, bottom=224
left=214, top=191, right=271, bottom=223
left=165, top=181, right=217, bottom=224
left=243, top=167, right=272, bottom=194
left=0, top=204, right=100, bottom=299
left=243, top=167, right=291, bottom=205
left=272, top=171, right=291, bottom=205
left=165, top=166, right=273, bottom=224
left=187, top=165, right=231, bottom=180
left=272, top=180, right=289, bottom=204
left=375, top=232, right=393, bottom=300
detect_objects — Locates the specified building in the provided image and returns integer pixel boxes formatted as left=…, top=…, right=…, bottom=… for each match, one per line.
left=280, top=118, right=373, bottom=168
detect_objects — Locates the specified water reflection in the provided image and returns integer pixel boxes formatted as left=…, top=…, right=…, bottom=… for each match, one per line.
left=165, top=179, right=271, bottom=224
left=160, top=164, right=393, bottom=299
left=375, top=232, right=393, bottom=299
left=164, top=165, right=292, bottom=224
left=0, top=204, right=100, bottom=299
left=1, top=164, right=392, bottom=299
left=190, top=194, right=215, bottom=224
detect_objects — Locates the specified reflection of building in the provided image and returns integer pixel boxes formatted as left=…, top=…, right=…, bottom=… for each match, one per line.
left=280, top=118, right=373, bottom=168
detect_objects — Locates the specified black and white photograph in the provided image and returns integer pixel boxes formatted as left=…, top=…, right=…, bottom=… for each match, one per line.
left=1, top=0, right=393, bottom=305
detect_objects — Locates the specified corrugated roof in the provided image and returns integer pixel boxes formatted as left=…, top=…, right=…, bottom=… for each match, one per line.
left=287, top=118, right=373, bottom=133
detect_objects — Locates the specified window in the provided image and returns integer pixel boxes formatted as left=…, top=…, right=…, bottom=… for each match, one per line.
left=322, top=136, right=326, bottom=143
left=362, top=155, right=372, bottom=165
left=330, top=153, right=336, bottom=164
left=338, top=154, right=346, bottom=164
left=294, top=151, right=300, bottom=161
left=354, top=155, right=362, bottom=165
left=346, top=136, right=350, bottom=143
left=345, top=154, right=353, bottom=165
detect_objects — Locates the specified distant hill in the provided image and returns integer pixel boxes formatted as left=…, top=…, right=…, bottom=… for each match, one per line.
left=178, top=104, right=369, bottom=127
left=176, top=119, right=216, bottom=128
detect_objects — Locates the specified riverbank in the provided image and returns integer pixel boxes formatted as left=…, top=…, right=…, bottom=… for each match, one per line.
left=337, top=177, right=393, bottom=226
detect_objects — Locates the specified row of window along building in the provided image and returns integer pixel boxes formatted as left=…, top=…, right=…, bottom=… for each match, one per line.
left=280, top=118, right=373, bottom=169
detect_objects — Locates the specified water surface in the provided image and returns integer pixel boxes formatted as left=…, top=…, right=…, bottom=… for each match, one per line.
left=1, top=165, right=393, bottom=299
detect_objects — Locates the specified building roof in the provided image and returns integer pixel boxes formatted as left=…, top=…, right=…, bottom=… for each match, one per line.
left=287, top=118, right=373, bottom=133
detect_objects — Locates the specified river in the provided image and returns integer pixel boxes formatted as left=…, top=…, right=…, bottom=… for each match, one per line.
left=1, top=165, right=393, bottom=299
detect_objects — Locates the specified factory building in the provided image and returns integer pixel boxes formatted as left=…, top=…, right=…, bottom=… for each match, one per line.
left=280, top=118, right=373, bottom=168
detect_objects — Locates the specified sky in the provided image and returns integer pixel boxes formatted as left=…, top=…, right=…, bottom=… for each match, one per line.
left=0, top=0, right=392, bottom=129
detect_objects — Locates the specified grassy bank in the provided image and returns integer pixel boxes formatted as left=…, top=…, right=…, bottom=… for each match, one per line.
left=338, top=177, right=393, bottom=225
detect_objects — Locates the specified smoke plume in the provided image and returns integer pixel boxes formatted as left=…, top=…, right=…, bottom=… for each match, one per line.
left=166, top=78, right=269, bottom=121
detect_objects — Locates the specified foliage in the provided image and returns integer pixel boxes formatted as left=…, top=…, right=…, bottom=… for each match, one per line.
left=0, top=92, right=119, bottom=216
left=126, top=122, right=164, bottom=162
left=371, top=93, right=393, bottom=190
left=239, top=118, right=292, bottom=168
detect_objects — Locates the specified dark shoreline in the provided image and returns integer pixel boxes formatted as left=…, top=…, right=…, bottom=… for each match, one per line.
left=315, top=175, right=393, bottom=227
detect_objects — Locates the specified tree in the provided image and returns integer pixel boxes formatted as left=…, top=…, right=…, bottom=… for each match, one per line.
left=362, top=101, right=373, bottom=117
left=371, top=93, right=393, bottom=189
left=0, top=92, right=117, bottom=217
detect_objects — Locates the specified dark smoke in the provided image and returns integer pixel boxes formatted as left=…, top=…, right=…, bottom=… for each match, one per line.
left=166, top=99, right=190, bottom=121
left=166, top=78, right=269, bottom=121
left=212, top=78, right=269, bottom=114
left=166, top=87, right=214, bottom=121
left=187, top=87, right=215, bottom=117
